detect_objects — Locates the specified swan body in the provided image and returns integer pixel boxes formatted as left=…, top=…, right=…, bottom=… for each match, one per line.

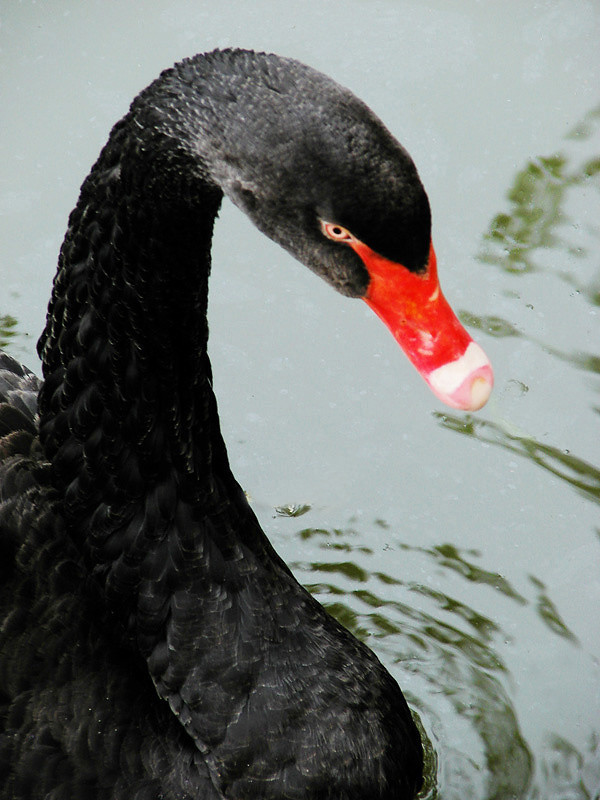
left=0, top=49, right=491, bottom=799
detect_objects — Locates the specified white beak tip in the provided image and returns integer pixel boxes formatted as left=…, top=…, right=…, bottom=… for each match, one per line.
left=427, top=343, right=493, bottom=411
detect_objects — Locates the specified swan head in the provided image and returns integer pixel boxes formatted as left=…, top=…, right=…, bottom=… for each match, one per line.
left=176, top=50, right=493, bottom=410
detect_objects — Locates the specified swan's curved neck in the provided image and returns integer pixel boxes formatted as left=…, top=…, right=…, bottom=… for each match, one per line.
left=37, top=77, right=238, bottom=590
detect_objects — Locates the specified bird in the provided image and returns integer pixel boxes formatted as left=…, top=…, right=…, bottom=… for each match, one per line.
left=0, top=49, right=492, bottom=799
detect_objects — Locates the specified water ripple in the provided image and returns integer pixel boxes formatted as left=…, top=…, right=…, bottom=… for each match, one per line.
left=291, top=525, right=538, bottom=798
left=434, top=413, right=600, bottom=507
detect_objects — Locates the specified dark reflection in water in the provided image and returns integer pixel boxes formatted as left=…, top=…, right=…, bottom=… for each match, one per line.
left=465, top=105, right=600, bottom=415
left=451, top=104, right=600, bottom=510
left=0, top=313, right=19, bottom=349
left=541, top=733, right=600, bottom=800
left=291, top=525, right=535, bottom=799
left=287, top=521, right=598, bottom=799
left=462, top=306, right=600, bottom=387
left=435, top=412, right=600, bottom=508
left=477, top=105, right=600, bottom=291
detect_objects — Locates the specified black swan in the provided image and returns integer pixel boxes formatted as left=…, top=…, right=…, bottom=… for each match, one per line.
left=0, top=49, right=493, bottom=799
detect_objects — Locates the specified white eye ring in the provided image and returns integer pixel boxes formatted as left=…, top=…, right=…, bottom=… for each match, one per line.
left=320, top=221, right=356, bottom=243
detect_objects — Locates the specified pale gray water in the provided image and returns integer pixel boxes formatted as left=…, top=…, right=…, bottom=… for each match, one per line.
left=1, top=2, right=599, bottom=798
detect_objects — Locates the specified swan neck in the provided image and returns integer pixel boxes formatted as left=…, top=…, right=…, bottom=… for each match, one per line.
left=37, top=86, right=231, bottom=558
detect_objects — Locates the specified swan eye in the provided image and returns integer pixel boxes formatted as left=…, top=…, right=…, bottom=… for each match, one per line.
left=321, top=221, right=356, bottom=243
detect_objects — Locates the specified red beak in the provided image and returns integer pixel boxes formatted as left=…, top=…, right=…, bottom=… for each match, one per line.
left=353, top=240, right=493, bottom=411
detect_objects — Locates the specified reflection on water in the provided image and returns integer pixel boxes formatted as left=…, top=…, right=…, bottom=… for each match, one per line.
left=435, top=412, right=600, bottom=508
left=416, top=109, right=599, bottom=795
left=460, top=106, right=600, bottom=441
left=477, top=105, right=600, bottom=289
left=542, top=733, right=600, bottom=800
left=420, top=543, right=526, bottom=606
left=291, top=524, right=534, bottom=799
left=468, top=104, right=600, bottom=425
left=0, top=313, right=19, bottom=350
left=288, top=519, right=599, bottom=799
left=529, top=575, right=577, bottom=644
left=463, top=306, right=600, bottom=386
left=0, top=312, right=33, bottom=361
